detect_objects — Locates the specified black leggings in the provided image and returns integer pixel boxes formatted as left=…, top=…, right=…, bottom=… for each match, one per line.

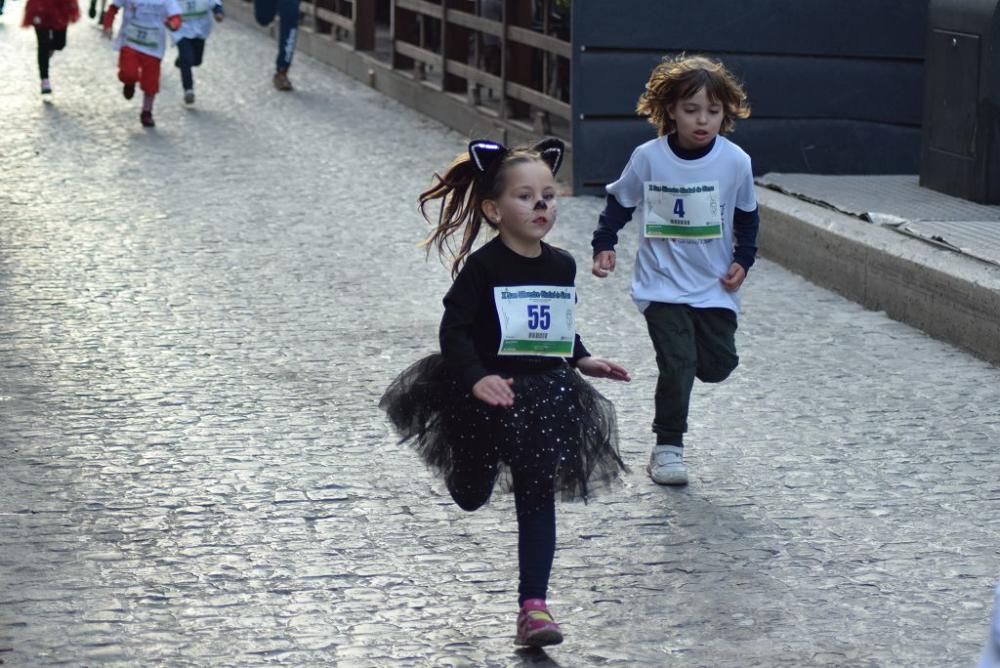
left=445, top=395, right=563, bottom=606
left=175, top=37, right=205, bottom=90
left=34, top=26, right=67, bottom=80
left=448, top=467, right=557, bottom=606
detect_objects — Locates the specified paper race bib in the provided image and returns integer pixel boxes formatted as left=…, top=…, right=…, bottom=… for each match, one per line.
left=494, top=285, right=576, bottom=357
left=124, top=22, right=162, bottom=49
left=643, top=180, right=723, bottom=240
left=180, top=0, right=211, bottom=17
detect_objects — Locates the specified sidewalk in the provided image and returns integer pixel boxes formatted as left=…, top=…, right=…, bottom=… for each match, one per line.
left=756, top=175, right=1000, bottom=366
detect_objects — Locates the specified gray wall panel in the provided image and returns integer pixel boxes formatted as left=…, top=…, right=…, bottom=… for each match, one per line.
left=574, top=52, right=923, bottom=126
left=574, top=0, right=927, bottom=58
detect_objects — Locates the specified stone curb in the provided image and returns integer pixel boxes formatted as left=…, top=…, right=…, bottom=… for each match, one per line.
left=757, top=186, right=1000, bottom=366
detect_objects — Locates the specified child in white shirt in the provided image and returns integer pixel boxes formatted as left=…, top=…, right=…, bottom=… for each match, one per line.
left=591, top=54, right=757, bottom=486
left=171, top=0, right=222, bottom=104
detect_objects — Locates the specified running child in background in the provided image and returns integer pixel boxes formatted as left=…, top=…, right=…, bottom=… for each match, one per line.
left=591, top=54, right=758, bottom=486
left=102, top=0, right=181, bottom=127
left=21, top=0, right=80, bottom=95
left=252, top=0, right=297, bottom=90
left=171, top=0, right=222, bottom=105
left=381, top=138, right=630, bottom=647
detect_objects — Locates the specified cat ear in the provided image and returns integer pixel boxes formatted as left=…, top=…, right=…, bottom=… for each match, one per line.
left=468, top=140, right=508, bottom=175
left=533, top=137, right=565, bottom=176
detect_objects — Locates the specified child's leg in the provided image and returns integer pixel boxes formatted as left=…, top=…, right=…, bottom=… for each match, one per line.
left=175, top=38, right=195, bottom=90
left=644, top=302, right=698, bottom=446
left=513, top=491, right=556, bottom=606
left=118, top=47, right=141, bottom=84
left=446, top=455, right=499, bottom=511
left=51, top=29, right=67, bottom=52
left=253, top=0, right=277, bottom=26
left=506, top=414, right=563, bottom=646
left=137, top=52, right=161, bottom=95
left=275, top=0, right=299, bottom=69
left=191, top=38, right=206, bottom=67
left=443, top=401, right=502, bottom=511
left=506, top=406, right=562, bottom=605
left=34, top=26, right=52, bottom=80
left=690, top=308, right=739, bottom=383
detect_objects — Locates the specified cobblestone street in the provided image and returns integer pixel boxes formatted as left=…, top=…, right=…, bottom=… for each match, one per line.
left=2, top=14, right=1000, bottom=668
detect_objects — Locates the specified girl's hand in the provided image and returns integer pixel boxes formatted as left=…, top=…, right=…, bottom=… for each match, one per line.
left=102, top=26, right=113, bottom=38
left=472, top=375, right=515, bottom=407
left=720, top=263, right=747, bottom=292
left=592, top=251, right=616, bottom=278
left=576, top=357, right=631, bottom=382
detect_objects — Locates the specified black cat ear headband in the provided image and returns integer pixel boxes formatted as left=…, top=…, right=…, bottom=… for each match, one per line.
left=467, top=137, right=565, bottom=181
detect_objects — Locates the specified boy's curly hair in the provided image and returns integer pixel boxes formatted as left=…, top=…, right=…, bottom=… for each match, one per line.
left=636, top=54, right=751, bottom=136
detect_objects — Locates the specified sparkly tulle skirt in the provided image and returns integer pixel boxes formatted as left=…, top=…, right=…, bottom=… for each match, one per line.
left=379, top=354, right=626, bottom=504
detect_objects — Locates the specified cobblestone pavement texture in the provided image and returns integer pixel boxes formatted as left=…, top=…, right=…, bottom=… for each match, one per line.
left=2, top=14, right=1000, bottom=668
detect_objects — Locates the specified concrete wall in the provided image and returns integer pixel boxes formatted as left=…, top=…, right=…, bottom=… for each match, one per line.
left=757, top=188, right=1000, bottom=366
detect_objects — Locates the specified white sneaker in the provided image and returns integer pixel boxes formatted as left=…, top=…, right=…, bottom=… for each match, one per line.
left=647, top=445, right=688, bottom=485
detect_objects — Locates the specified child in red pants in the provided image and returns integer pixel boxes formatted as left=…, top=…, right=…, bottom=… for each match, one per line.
left=102, top=0, right=181, bottom=127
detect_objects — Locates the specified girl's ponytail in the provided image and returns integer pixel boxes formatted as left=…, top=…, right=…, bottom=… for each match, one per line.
left=418, top=153, right=493, bottom=279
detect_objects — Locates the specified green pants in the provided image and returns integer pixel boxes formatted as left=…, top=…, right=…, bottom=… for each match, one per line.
left=644, top=302, right=739, bottom=446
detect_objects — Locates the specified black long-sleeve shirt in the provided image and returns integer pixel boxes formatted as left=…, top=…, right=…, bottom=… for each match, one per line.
left=439, top=237, right=590, bottom=390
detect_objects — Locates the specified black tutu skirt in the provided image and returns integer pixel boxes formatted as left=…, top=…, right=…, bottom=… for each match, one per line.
left=379, top=354, right=626, bottom=506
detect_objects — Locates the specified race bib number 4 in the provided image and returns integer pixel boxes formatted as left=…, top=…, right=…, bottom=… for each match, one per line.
left=494, top=285, right=576, bottom=357
left=644, top=180, right=723, bottom=240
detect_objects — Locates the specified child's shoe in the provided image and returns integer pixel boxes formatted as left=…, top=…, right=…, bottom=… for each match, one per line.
left=140, top=110, right=155, bottom=127
left=648, top=444, right=688, bottom=485
left=41, top=79, right=52, bottom=95
left=183, top=89, right=195, bottom=105
left=123, top=82, right=135, bottom=100
left=273, top=68, right=293, bottom=91
left=515, top=599, right=563, bottom=647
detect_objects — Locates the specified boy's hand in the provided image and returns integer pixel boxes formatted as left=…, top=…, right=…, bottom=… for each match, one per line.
left=472, top=375, right=515, bottom=407
left=592, top=250, right=616, bottom=278
left=720, top=263, right=747, bottom=292
left=165, top=14, right=181, bottom=30
left=576, top=357, right=631, bottom=382
left=213, top=9, right=223, bottom=21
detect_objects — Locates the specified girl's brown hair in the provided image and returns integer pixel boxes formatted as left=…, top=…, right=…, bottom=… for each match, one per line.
left=636, top=54, right=751, bottom=136
left=419, top=140, right=561, bottom=278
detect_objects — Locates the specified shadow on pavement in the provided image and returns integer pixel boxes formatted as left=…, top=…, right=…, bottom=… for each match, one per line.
left=514, top=647, right=561, bottom=666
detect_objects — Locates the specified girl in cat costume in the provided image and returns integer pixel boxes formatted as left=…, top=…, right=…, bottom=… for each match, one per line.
left=381, top=137, right=630, bottom=647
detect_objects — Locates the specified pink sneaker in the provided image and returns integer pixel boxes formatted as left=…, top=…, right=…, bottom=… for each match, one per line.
left=515, top=599, right=563, bottom=647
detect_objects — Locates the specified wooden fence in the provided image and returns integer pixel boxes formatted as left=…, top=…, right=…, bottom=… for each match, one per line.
left=263, top=0, right=571, bottom=136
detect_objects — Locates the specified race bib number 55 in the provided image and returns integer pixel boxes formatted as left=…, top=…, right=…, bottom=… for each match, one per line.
left=644, top=180, right=723, bottom=240
left=494, top=285, right=576, bottom=357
